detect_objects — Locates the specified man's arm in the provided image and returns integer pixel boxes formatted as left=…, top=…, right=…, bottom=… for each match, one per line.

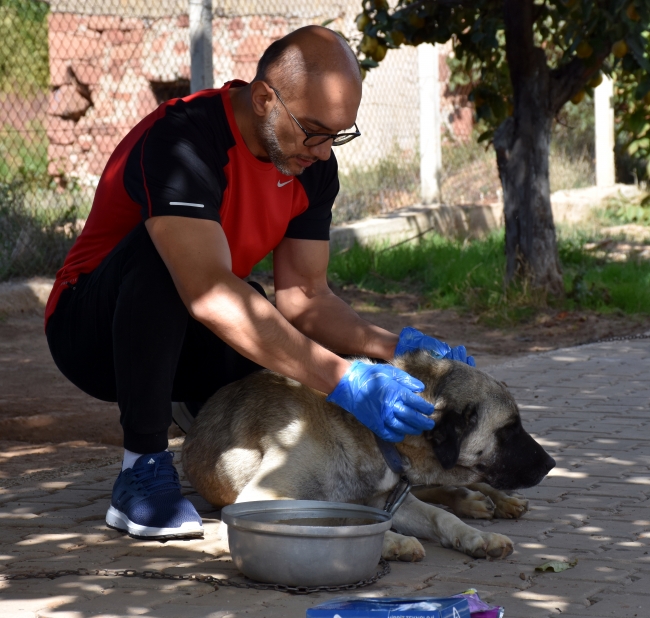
left=145, top=216, right=350, bottom=394
left=273, top=237, right=399, bottom=360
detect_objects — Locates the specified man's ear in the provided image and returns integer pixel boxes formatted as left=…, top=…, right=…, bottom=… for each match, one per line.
left=250, top=80, right=274, bottom=118
left=426, top=403, right=478, bottom=470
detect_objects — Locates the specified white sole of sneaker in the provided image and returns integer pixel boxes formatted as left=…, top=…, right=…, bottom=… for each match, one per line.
left=106, top=506, right=204, bottom=539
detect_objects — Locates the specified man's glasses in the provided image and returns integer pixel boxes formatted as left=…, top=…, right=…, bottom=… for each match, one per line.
left=269, top=85, right=361, bottom=147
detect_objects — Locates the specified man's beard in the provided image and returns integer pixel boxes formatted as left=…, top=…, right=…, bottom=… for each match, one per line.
left=255, top=106, right=302, bottom=176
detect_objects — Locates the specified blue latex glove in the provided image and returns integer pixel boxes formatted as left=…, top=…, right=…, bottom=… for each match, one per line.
left=326, top=361, right=435, bottom=442
left=395, top=326, right=476, bottom=367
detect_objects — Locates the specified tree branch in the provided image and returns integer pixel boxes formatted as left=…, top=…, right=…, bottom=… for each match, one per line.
left=549, top=51, right=608, bottom=114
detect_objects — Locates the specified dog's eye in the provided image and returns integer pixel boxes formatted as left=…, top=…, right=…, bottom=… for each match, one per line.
left=475, top=450, right=483, bottom=457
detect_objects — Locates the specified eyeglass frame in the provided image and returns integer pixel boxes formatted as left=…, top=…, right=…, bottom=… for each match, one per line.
left=267, top=85, right=361, bottom=147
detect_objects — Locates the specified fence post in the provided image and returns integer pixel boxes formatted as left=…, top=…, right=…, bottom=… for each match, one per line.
left=418, top=43, right=441, bottom=204
left=189, top=0, right=214, bottom=93
left=594, top=75, right=615, bottom=187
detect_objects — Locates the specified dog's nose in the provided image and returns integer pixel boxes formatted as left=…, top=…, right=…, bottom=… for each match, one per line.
left=544, top=455, right=556, bottom=474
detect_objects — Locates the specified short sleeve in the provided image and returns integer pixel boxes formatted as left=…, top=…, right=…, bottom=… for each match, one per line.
left=285, top=153, right=339, bottom=240
left=123, top=96, right=230, bottom=223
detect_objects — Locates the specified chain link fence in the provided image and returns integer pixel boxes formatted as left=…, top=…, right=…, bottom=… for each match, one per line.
left=0, top=0, right=593, bottom=281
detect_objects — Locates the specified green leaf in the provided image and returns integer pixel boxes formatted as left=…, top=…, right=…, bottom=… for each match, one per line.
left=627, top=109, right=649, bottom=135
left=320, top=17, right=336, bottom=27
left=535, top=559, right=578, bottom=573
left=477, top=129, right=494, bottom=143
left=626, top=35, right=650, bottom=72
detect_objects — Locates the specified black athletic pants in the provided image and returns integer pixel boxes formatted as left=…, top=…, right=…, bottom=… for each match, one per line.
left=46, top=223, right=264, bottom=454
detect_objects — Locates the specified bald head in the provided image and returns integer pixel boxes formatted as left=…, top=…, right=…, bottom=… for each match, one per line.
left=254, top=25, right=362, bottom=102
left=241, top=26, right=362, bottom=175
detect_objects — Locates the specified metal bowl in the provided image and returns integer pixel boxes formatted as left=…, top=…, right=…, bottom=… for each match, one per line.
left=221, top=500, right=392, bottom=587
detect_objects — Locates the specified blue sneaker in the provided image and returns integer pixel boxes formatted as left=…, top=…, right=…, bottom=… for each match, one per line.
left=106, top=451, right=203, bottom=539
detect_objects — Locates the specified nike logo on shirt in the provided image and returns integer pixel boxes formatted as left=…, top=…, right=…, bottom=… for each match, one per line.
left=277, top=179, right=293, bottom=188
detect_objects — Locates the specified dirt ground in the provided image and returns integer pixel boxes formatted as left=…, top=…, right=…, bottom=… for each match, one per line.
left=2, top=276, right=649, bottom=486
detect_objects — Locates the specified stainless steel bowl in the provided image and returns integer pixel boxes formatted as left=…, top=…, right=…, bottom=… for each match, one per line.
left=221, top=500, right=392, bottom=587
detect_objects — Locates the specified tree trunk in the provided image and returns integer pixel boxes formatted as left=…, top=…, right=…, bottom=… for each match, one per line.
left=496, top=0, right=564, bottom=297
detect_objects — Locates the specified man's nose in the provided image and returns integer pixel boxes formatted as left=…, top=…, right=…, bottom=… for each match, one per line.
left=308, top=140, right=333, bottom=161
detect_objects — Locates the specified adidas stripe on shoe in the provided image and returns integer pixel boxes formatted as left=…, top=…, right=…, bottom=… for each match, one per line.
left=106, top=451, right=203, bottom=539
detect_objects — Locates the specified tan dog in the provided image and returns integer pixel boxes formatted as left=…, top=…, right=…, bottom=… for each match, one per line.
left=182, top=351, right=555, bottom=560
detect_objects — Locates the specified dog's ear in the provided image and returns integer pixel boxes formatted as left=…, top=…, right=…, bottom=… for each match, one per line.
left=425, top=403, right=478, bottom=470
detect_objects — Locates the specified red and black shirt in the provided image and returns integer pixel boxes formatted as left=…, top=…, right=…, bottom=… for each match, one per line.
left=45, top=81, right=339, bottom=326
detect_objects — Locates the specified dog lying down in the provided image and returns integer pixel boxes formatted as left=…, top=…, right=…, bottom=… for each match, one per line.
left=182, top=351, right=556, bottom=561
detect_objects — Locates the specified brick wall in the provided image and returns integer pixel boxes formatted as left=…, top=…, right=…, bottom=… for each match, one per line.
left=46, top=12, right=288, bottom=185
left=46, top=9, right=474, bottom=186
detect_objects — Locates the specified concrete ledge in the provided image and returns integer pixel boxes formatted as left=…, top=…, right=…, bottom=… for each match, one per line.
left=330, top=184, right=643, bottom=250
left=330, top=202, right=503, bottom=251
left=550, top=183, right=641, bottom=224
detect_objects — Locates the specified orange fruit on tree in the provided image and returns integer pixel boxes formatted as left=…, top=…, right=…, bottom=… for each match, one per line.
left=356, top=13, right=370, bottom=31
left=576, top=41, right=593, bottom=59
left=372, top=43, right=387, bottom=62
left=571, top=90, right=585, bottom=104
left=588, top=73, right=603, bottom=88
left=390, top=30, right=405, bottom=46
left=612, top=40, right=628, bottom=58
left=626, top=3, right=641, bottom=21
left=360, top=35, right=378, bottom=55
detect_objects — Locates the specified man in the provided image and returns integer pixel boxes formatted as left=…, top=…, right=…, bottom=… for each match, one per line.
left=45, top=26, right=474, bottom=540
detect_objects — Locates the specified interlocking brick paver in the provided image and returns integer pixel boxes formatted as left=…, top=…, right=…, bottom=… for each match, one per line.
left=2, top=339, right=650, bottom=617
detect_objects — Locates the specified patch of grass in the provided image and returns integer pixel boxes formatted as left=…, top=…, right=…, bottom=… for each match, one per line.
left=252, top=252, right=273, bottom=273
left=0, top=180, right=92, bottom=280
left=596, top=193, right=650, bottom=227
left=559, top=229, right=650, bottom=313
left=0, top=0, right=49, bottom=94
left=326, top=229, right=650, bottom=323
left=0, top=119, right=48, bottom=183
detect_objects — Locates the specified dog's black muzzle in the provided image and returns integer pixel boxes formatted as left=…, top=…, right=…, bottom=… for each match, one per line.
left=481, top=424, right=556, bottom=491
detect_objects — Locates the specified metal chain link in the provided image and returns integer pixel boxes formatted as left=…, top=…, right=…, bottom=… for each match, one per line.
left=0, top=559, right=391, bottom=595
left=589, top=331, right=650, bottom=344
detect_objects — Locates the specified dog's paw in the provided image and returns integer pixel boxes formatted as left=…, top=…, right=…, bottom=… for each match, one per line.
left=453, top=490, right=496, bottom=520
left=445, top=528, right=514, bottom=560
left=481, top=531, right=514, bottom=559
left=492, top=493, right=529, bottom=519
left=382, top=530, right=426, bottom=562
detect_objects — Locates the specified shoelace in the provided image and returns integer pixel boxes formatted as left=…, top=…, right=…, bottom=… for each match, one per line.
left=130, top=455, right=181, bottom=497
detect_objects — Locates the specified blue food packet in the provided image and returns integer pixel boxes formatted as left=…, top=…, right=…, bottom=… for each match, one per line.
left=306, top=596, right=471, bottom=618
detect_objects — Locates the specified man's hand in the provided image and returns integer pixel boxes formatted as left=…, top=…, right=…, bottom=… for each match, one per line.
left=326, top=361, right=435, bottom=442
left=395, top=327, right=476, bottom=367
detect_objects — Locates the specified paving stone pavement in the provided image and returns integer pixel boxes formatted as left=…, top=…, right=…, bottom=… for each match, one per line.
left=1, top=339, right=649, bottom=618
